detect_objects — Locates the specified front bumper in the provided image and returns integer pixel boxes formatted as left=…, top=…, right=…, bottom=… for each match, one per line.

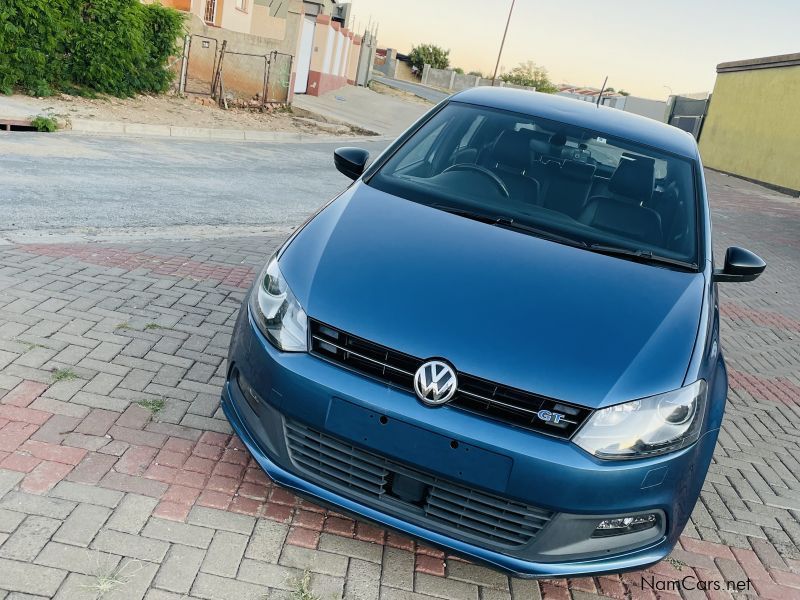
left=222, top=309, right=719, bottom=578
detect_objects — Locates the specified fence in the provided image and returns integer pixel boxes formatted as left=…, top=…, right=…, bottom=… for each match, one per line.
left=178, top=34, right=293, bottom=107
left=420, top=64, right=536, bottom=93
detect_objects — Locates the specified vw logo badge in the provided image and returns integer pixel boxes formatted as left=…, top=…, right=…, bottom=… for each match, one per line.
left=414, top=360, right=458, bottom=406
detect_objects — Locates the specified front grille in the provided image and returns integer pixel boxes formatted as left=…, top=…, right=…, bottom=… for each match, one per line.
left=286, top=420, right=553, bottom=548
left=309, top=320, right=591, bottom=439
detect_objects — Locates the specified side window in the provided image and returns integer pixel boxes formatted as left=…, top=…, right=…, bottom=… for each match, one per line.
left=394, top=121, right=447, bottom=171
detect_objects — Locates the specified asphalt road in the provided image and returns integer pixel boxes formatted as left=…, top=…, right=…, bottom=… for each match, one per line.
left=373, top=76, right=450, bottom=104
left=0, top=133, right=389, bottom=235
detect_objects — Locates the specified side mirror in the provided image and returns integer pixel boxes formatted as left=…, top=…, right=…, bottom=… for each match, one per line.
left=334, top=147, right=370, bottom=180
left=713, top=247, right=766, bottom=283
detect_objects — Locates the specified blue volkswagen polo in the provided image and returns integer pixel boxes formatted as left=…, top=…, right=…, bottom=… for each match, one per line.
left=222, top=88, right=766, bottom=578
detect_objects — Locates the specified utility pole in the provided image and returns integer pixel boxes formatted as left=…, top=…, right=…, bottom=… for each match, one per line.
left=491, top=0, right=515, bottom=86
left=596, top=75, right=608, bottom=107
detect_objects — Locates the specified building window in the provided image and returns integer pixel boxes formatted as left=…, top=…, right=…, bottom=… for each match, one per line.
left=204, top=0, right=217, bottom=23
left=235, top=0, right=248, bottom=11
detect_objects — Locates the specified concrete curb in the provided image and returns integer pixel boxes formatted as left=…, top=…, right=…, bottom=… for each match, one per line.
left=66, top=118, right=392, bottom=144
left=0, top=224, right=297, bottom=245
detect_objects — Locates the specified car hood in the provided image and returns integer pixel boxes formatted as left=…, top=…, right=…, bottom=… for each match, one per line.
left=280, top=183, right=705, bottom=409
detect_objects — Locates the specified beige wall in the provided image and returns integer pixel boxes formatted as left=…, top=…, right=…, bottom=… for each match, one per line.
left=218, top=0, right=253, bottom=34
left=699, top=57, right=800, bottom=194
left=304, top=14, right=356, bottom=96
left=394, top=60, right=416, bottom=83
left=143, top=0, right=192, bottom=11
left=251, top=5, right=287, bottom=39
left=309, top=17, right=332, bottom=72
left=346, top=37, right=361, bottom=83
left=184, top=10, right=301, bottom=101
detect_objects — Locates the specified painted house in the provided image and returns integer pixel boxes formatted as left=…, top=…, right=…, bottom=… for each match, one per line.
left=148, top=0, right=361, bottom=98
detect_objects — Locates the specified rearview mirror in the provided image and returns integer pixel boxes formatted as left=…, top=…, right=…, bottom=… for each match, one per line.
left=334, top=147, right=370, bottom=180
left=713, top=247, right=766, bottom=283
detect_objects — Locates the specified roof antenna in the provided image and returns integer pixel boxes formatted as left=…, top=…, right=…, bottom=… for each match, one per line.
left=596, top=76, right=608, bottom=107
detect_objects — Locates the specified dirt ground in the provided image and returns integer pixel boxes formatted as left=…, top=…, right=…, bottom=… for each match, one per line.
left=6, top=92, right=368, bottom=135
left=368, top=80, right=433, bottom=106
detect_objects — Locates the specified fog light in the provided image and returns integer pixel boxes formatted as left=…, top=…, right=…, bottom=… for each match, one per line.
left=592, top=513, right=659, bottom=537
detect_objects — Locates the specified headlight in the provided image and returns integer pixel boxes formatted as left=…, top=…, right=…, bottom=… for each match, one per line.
left=574, top=380, right=707, bottom=459
left=248, top=256, right=307, bottom=352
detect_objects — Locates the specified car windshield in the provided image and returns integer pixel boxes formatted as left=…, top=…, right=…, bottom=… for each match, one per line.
left=368, top=102, right=699, bottom=268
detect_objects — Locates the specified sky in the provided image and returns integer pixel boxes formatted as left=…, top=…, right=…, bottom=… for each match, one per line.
left=348, top=0, right=800, bottom=99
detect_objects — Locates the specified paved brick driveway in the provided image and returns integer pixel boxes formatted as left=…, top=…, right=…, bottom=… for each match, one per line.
left=0, top=171, right=798, bottom=600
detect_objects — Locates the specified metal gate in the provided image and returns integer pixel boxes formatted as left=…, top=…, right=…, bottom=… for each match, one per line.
left=184, top=35, right=219, bottom=96
left=266, top=52, right=293, bottom=103
left=180, top=35, right=293, bottom=106
left=667, top=96, right=711, bottom=140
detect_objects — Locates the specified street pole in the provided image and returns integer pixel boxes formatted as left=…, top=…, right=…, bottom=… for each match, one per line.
left=491, top=0, right=515, bottom=87
left=596, top=75, right=608, bottom=107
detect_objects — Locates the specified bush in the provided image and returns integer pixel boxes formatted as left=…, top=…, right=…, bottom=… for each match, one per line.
left=500, top=61, right=558, bottom=94
left=0, top=0, right=184, bottom=97
left=31, top=115, right=58, bottom=132
left=408, top=44, right=450, bottom=71
left=0, top=0, right=75, bottom=94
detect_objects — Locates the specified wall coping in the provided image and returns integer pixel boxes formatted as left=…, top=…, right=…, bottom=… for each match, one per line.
left=717, top=52, right=800, bottom=73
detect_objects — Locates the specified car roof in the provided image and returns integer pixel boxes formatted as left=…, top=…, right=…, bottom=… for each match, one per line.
left=450, top=87, right=698, bottom=160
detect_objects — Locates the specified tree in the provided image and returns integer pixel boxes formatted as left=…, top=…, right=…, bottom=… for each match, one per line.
left=408, top=44, right=450, bottom=71
left=0, top=0, right=184, bottom=97
left=452, top=67, right=464, bottom=75
left=618, top=89, right=630, bottom=96
left=468, top=70, right=485, bottom=78
left=500, top=61, right=558, bottom=94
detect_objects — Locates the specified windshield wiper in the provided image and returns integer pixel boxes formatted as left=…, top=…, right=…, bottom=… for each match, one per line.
left=431, top=205, right=589, bottom=249
left=432, top=205, right=501, bottom=225
left=492, top=220, right=589, bottom=249
left=588, top=244, right=698, bottom=270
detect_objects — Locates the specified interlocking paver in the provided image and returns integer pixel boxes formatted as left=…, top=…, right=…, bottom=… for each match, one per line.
left=52, top=502, right=110, bottom=546
left=0, top=171, right=795, bottom=599
left=191, top=572, right=268, bottom=600
left=154, top=543, right=206, bottom=594
left=141, top=517, right=214, bottom=548
left=91, top=529, right=169, bottom=562
left=245, top=518, right=288, bottom=563
left=106, top=494, right=159, bottom=534
left=0, top=557, right=67, bottom=596
left=0, top=491, right=75, bottom=519
left=187, top=506, right=255, bottom=535
left=279, top=544, right=349, bottom=577
left=0, top=515, right=60, bottom=561
left=318, top=532, right=384, bottom=563
left=35, top=541, right=121, bottom=577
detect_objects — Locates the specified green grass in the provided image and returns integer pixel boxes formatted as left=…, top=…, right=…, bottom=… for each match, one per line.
left=144, top=322, right=163, bottom=330
left=115, top=322, right=132, bottom=330
left=52, top=368, right=79, bottom=382
left=137, top=398, right=165, bottom=414
left=289, top=571, right=320, bottom=600
left=82, top=557, right=142, bottom=598
left=665, top=556, right=687, bottom=571
left=20, top=341, right=45, bottom=351
left=31, top=115, right=58, bottom=132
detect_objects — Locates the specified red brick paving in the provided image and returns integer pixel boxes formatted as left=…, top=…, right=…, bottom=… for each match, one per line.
left=2, top=192, right=800, bottom=600
left=1, top=366, right=793, bottom=599
left=18, top=244, right=255, bottom=288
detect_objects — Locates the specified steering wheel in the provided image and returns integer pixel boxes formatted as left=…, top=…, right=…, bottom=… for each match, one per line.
left=442, top=164, right=510, bottom=198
